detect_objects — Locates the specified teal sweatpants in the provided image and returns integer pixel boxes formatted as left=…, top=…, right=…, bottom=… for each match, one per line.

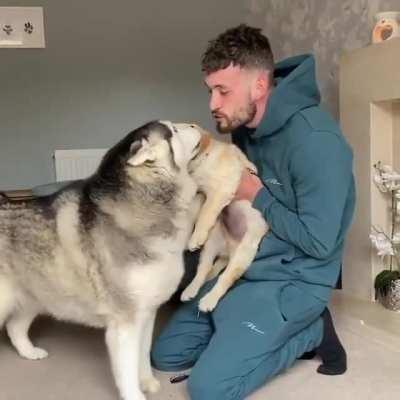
left=152, top=278, right=327, bottom=400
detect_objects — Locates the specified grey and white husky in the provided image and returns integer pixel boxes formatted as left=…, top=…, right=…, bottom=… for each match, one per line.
left=0, top=121, right=202, bottom=400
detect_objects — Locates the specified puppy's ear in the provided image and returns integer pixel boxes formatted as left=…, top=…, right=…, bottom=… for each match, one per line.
left=127, top=139, right=156, bottom=166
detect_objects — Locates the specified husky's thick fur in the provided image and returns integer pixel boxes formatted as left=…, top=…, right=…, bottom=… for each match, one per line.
left=0, top=121, right=202, bottom=400
left=181, top=127, right=269, bottom=312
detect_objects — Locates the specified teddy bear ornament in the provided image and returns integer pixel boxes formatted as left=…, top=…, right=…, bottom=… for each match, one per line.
left=372, top=11, right=400, bottom=44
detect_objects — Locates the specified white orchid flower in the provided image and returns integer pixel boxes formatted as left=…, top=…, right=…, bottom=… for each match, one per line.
left=381, top=170, right=400, bottom=191
left=373, top=164, right=400, bottom=192
left=370, top=231, right=394, bottom=257
left=381, top=164, right=394, bottom=173
left=392, top=233, right=400, bottom=245
left=381, top=171, right=400, bottom=181
left=373, top=172, right=389, bottom=192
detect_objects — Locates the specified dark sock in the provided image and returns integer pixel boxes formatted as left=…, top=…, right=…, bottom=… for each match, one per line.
left=298, top=308, right=347, bottom=375
left=315, top=308, right=347, bottom=375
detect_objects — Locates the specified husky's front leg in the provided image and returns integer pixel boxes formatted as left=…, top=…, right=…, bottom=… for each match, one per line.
left=139, top=310, right=160, bottom=394
left=106, top=314, right=149, bottom=400
left=6, top=308, right=48, bottom=360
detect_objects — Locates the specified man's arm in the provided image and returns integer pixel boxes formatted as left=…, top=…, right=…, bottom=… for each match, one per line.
left=236, top=132, right=354, bottom=260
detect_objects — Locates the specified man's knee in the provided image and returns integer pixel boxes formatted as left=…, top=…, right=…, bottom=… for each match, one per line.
left=151, top=337, right=196, bottom=372
left=188, top=363, right=244, bottom=400
left=150, top=339, right=169, bottom=371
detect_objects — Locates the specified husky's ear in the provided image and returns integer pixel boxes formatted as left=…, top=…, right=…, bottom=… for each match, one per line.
left=127, top=139, right=156, bottom=166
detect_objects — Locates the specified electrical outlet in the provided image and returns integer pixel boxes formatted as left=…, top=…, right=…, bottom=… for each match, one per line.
left=0, top=7, right=45, bottom=48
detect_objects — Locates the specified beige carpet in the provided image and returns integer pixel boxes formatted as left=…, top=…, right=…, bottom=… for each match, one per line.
left=1, top=294, right=400, bottom=400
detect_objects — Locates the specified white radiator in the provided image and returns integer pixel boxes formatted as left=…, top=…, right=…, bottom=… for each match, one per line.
left=54, top=149, right=108, bottom=181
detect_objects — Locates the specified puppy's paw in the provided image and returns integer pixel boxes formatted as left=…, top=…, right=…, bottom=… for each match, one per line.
left=20, top=346, right=49, bottom=360
left=198, top=292, right=220, bottom=313
left=181, top=283, right=200, bottom=302
left=188, top=230, right=208, bottom=251
left=140, top=376, right=161, bottom=394
left=247, top=162, right=258, bottom=174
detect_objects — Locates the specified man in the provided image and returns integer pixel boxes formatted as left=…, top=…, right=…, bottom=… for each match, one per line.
left=152, top=24, right=355, bottom=400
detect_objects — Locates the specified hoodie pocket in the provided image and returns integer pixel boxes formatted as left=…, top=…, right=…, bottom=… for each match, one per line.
left=278, top=283, right=325, bottom=323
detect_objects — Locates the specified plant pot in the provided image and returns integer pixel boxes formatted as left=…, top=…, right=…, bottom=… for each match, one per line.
left=377, top=278, right=400, bottom=311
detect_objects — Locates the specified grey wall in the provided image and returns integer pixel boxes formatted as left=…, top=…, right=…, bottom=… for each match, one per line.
left=0, top=0, right=245, bottom=189
left=5, top=0, right=399, bottom=189
left=245, top=0, right=400, bottom=119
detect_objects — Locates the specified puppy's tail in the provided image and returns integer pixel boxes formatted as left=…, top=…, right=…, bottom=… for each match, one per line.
left=0, top=275, right=15, bottom=330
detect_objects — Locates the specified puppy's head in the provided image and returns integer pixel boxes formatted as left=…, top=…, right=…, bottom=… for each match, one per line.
left=174, top=123, right=214, bottom=162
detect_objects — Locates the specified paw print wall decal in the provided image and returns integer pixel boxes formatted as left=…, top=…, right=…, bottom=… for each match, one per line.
left=3, top=24, right=13, bottom=35
left=24, top=22, right=34, bottom=34
left=1, top=22, right=34, bottom=36
left=0, top=7, right=45, bottom=48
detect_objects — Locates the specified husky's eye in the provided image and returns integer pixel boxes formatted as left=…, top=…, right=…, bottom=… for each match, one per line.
left=190, top=142, right=201, bottom=161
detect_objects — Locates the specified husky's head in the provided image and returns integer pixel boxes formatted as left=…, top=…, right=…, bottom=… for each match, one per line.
left=127, top=121, right=202, bottom=172
left=94, top=121, right=202, bottom=191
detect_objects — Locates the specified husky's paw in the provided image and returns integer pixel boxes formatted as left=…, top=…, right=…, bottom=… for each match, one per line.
left=188, top=230, right=208, bottom=251
left=198, top=292, right=220, bottom=312
left=140, top=376, right=161, bottom=394
left=181, top=282, right=200, bottom=302
left=20, top=346, right=49, bottom=360
left=128, top=391, right=147, bottom=400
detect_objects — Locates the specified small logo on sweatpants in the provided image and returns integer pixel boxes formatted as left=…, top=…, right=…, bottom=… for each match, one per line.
left=241, top=321, right=265, bottom=335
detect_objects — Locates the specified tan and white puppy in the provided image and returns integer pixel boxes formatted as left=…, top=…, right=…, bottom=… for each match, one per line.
left=179, top=125, right=269, bottom=312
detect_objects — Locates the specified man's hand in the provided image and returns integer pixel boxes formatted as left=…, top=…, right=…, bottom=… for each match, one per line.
left=235, top=169, right=263, bottom=202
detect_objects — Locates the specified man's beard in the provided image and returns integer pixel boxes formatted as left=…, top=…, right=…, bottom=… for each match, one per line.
left=213, top=102, right=257, bottom=133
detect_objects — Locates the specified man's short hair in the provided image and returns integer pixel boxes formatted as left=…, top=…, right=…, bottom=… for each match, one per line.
left=201, top=24, right=274, bottom=76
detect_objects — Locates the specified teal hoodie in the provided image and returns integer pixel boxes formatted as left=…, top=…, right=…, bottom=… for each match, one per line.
left=232, top=54, right=355, bottom=301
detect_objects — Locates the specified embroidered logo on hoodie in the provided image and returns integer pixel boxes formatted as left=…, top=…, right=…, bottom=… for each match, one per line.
left=264, top=178, right=282, bottom=186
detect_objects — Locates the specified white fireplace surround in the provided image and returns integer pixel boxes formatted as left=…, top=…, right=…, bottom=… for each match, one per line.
left=340, top=37, right=400, bottom=301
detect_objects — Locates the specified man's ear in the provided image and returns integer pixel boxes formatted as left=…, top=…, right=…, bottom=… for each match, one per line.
left=252, top=71, right=269, bottom=101
left=127, top=139, right=156, bottom=166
